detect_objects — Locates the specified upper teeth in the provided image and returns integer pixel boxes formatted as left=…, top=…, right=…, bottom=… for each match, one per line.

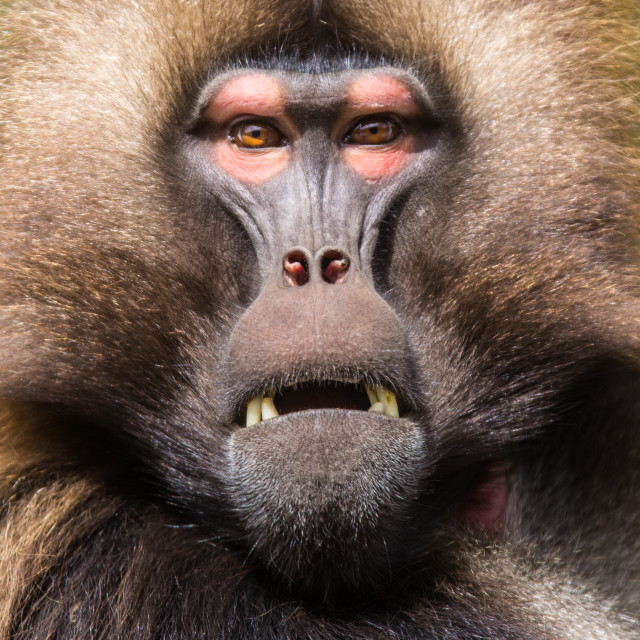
left=244, top=384, right=399, bottom=427
left=245, top=394, right=277, bottom=427
left=366, top=384, right=399, bottom=418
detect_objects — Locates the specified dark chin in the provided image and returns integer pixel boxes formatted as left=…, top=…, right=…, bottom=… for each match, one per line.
left=225, top=409, right=428, bottom=599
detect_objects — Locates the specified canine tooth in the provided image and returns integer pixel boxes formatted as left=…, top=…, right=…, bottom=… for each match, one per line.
left=246, top=394, right=263, bottom=427
left=368, top=402, right=385, bottom=413
left=261, top=397, right=279, bottom=420
left=379, top=388, right=399, bottom=418
left=365, top=384, right=378, bottom=406
left=366, top=385, right=400, bottom=417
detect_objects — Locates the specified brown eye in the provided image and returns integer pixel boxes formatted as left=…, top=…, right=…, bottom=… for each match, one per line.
left=230, top=121, right=284, bottom=148
left=345, top=117, right=400, bottom=145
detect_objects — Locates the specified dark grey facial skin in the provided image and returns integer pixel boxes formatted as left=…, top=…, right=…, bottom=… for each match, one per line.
left=179, top=69, right=443, bottom=595
left=191, top=68, right=440, bottom=279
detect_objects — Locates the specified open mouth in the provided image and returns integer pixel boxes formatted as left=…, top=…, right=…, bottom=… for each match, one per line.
left=243, top=381, right=401, bottom=427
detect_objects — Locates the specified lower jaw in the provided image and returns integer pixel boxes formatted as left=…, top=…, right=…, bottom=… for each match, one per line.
left=227, top=409, right=426, bottom=508
left=224, top=409, right=507, bottom=597
left=225, top=410, right=427, bottom=590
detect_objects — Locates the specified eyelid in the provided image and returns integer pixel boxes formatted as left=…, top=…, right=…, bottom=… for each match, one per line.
left=227, top=114, right=282, bottom=129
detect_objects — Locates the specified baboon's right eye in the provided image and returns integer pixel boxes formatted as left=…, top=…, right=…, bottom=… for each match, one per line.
left=229, top=121, right=285, bottom=148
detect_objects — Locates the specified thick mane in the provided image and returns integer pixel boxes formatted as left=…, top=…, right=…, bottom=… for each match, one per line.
left=1, top=1, right=639, bottom=638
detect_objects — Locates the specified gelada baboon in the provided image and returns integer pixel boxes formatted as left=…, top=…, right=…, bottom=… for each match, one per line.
left=1, top=0, right=639, bottom=638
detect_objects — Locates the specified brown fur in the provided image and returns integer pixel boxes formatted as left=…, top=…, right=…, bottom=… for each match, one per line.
left=1, top=1, right=640, bottom=638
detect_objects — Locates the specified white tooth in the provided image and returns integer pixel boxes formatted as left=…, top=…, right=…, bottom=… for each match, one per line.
left=367, top=385, right=400, bottom=418
left=365, top=384, right=378, bottom=406
left=379, top=387, right=399, bottom=418
left=261, top=397, right=279, bottom=420
left=246, top=394, right=263, bottom=427
left=368, top=402, right=385, bottom=413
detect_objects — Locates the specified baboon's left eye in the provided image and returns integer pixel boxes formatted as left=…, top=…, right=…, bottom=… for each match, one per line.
left=344, top=117, right=400, bottom=145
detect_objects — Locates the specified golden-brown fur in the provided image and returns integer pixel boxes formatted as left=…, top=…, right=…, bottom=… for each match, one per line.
left=1, top=1, right=640, bottom=638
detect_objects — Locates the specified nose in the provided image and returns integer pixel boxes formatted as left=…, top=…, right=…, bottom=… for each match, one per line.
left=283, top=248, right=351, bottom=287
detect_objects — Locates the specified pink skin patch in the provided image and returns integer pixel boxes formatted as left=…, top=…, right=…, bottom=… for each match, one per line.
left=461, top=466, right=507, bottom=535
left=342, top=75, right=420, bottom=182
left=203, top=72, right=420, bottom=183
left=342, top=144, right=412, bottom=183
left=204, top=74, right=290, bottom=183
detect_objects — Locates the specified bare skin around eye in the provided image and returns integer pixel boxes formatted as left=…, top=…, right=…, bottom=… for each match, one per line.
left=203, top=74, right=290, bottom=182
left=204, top=72, right=420, bottom=183
left=342, top=75, right=419, bottom=182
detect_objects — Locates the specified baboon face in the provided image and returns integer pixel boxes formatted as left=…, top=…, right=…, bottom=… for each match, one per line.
left=163, top=66, right=451, bottom=596
left=1, top=0, right=639, bottom=624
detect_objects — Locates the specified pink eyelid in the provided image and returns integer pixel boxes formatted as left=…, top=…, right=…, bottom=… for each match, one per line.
left=204, top=73, right=420, bottom=183
left=204, top=74, right=287, bottom=125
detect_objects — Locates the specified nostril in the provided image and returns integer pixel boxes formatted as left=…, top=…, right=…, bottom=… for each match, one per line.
left=284, top=250, right=309, bottom=287
left=321, top=250, right=350, bottom=284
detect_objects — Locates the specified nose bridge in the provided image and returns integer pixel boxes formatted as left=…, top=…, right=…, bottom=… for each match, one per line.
left=264, top=161, right=316, bottom=253
left=318, top=159, right=365, bottom=258
left=276, top=153, right=367, bottom=256
left=258, top=148, right=368, bottom=268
